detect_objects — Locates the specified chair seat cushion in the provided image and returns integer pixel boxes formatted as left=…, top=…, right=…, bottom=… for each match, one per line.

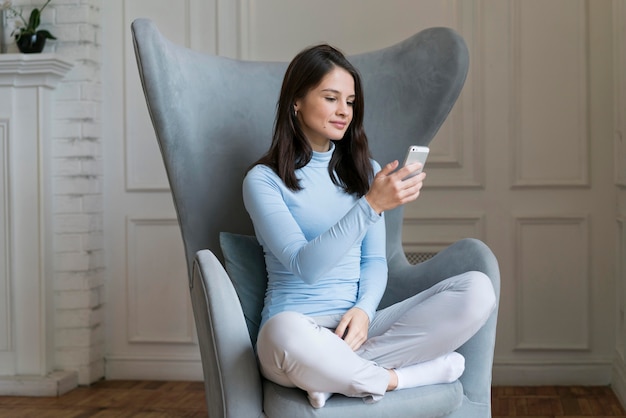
left=263, top=379, right=463, bottom=418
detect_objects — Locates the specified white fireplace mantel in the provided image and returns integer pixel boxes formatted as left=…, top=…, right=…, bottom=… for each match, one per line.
left=0, top=53, right=73, bottom=86
left=0, top=53, right=76, bottom=396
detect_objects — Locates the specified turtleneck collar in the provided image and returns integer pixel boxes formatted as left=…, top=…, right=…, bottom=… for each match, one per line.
left=308, top=142, right=335, bottom=168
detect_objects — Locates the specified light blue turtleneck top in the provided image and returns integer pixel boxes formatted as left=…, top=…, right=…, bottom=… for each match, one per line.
left=242, top=144, right=388, bottom=332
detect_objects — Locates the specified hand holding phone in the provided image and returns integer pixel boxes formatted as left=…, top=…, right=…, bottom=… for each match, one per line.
left=402, top=145, right=429, bottom=180
left=366, top=145, right=430, bottom=214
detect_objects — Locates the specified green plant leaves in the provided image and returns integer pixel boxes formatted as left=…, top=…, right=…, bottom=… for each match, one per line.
left=10, top=0, right=56, bottom=42
left=36, top=29, right=56, bottom=40
left=27, top=8, right=40, bottom=32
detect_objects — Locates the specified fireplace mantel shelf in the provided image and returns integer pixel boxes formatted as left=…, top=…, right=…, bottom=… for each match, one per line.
left=0, top=53, right=73, bottom=87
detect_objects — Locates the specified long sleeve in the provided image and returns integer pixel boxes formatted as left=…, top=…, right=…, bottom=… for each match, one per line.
left=243, top=147, right=388, bottom=326
left=355, top=212, right=388, bottom=321
left=243, top=167, right=381, bottom=285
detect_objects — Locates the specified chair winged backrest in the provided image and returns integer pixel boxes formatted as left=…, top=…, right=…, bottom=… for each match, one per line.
left=131, top=19, right=467, bottom=272
left=132, top=18, right=500, bottom=418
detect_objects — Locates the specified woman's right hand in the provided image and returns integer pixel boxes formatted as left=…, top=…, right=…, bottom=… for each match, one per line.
left=365, top=160, right=425, bottom=215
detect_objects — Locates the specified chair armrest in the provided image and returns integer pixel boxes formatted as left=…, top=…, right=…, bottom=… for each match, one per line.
left=381, top=238, right=501, bottom=405
left=191, top=249, right=264, bottom=418
left=383, top=238, right=500, bottom=304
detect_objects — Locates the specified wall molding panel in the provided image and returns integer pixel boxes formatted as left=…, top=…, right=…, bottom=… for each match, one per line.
left=0, top=119, right=13, bottom=374
left=514, top=215, right=590, bottom=351
left=125, top=218, right=194, bottom=345
left=509, top=0, right=590, bottom=188
left=122, top=0, right=217, bottom=192
left=426, top=0, right=485, bottom=189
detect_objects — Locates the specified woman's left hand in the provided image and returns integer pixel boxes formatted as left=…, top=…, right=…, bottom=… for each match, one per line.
left=335, top=307, right=370, bottom=351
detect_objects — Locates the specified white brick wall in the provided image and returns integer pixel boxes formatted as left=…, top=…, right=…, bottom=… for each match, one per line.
left=8, top=0, right=104, bottom=385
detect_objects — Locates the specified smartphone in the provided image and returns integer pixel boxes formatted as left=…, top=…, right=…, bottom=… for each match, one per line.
left=402, top=145, right=429, bottom=179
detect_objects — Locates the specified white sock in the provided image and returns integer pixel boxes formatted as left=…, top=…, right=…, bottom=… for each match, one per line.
left=307, top=391, right=333, bottom=408
left=394, top=352, right=465, bottom=390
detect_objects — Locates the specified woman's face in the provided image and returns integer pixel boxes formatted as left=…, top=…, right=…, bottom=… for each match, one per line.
left=294, top=66, right=355, bottom=152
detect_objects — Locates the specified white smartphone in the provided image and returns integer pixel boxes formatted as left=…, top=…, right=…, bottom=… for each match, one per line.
left=402, top=145, right=429, bottom=179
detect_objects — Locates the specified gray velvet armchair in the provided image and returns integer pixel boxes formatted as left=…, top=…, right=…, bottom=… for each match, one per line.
left=131, top=18, right=500, bottom=418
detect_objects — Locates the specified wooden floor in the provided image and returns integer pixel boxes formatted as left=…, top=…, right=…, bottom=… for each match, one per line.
left=0, top=381, right=207, bottom=418
left=491, top=386, right=626, bottom=417
left=0, top=381, right=624, bottom=417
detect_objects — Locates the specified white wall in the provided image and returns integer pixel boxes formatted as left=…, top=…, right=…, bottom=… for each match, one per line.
left=0, top=0, right=623, bottom=389
left=611, top=0, right=626, bottom=407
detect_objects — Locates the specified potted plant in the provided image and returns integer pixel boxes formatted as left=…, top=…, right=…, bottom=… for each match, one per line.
left=1, top=0, right=56, bottom=53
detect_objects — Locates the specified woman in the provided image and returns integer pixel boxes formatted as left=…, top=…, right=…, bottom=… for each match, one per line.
left=242, top=43, right=496, bottom=408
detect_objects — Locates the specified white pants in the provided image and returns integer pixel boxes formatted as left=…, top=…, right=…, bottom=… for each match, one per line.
left=256, top=271, right=496, bottom=401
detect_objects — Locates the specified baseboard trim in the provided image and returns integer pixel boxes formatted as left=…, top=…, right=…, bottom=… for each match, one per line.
left=612, top=353, right=626, bottom=409
left=105, top=356, right=203, bottom=381
left=0, top=370, right=78, bottom=396
left=493, top=360, right=613, bottom=386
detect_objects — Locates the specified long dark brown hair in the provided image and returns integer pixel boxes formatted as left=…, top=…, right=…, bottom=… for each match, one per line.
left=253, top=44, right=373, bottom=197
